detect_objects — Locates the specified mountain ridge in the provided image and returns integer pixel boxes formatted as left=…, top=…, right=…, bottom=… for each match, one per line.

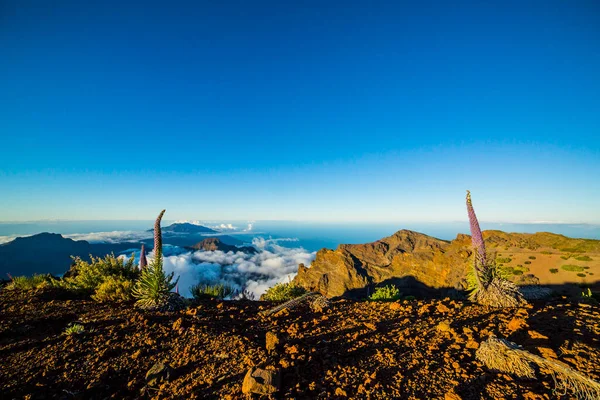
left=293, top=229, right=600, bottom=298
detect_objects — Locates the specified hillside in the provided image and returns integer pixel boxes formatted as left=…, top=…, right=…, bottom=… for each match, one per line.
left=294, top=230, right=600, bottom=298
left=0, top=289, right=598, bottom=399
left=0, top=233, right=137, bottom=278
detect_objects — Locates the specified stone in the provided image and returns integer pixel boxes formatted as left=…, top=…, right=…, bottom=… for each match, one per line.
left=241, top=367, right=280, bottom=395
left=265, top=331, right=280, bottom=354
left=145, top=362, right=173, bottom=387
left=507, top=317, right=528, bottom=332
left=436, top=320, right=452, bottom=333
left=436, top=303, right=451, bottom=313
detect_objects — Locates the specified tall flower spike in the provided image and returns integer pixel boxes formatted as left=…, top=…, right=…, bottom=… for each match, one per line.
left=466, top=191, right=486, bottom=267
left=139, top=244, right=148, bottom=270
left=154, top=209, right=166, bottom=261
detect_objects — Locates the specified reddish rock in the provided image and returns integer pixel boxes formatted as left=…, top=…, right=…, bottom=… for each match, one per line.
left=241, top=367, right=280, bottom=395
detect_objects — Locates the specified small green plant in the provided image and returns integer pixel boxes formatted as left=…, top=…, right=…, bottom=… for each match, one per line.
left=133, top=210, right=181, bottom=311
left=560, top=255, right=570, bottom=260
left=262, top=281, right=307, bottom=301
left=549, top=268, right=559, bottom=274
left=63, top=323, right=85, bottom=336
left=5, top=274, right=57, bottom=290
left=577, top=273, right=586, bottom=278
left=496, top=257, right=512, bottom=264
left=581, top=288, right=596, bottom=302
left=528, top=256, right=536, bottom=260
left=524, top=261, right=531, bottom=265
left=190, top=283, right=235, bottom=300
left=541, top=251, right=553, bottom=255
left=369, top=284, right=402, bottom=301
left=575, top=255, right=592, bottom=262
left=92, top=276, right=134, bottom=302
left=561, top=265, right=586, bottom=272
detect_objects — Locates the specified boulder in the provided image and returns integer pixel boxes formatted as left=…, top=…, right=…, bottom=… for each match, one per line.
left=241, top=367, right=280, bottom=395
left=145, top=362, right=173, bottom=387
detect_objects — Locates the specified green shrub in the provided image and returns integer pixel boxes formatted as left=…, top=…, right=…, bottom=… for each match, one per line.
left=560, top=255, right=570, bottom=260
left=575, top=255, right=592, bottom=262
left=91, top=276, right=134, bottom=302
left=5, top=274, right=57, bottom=290
left=190, top=283, right=235, bottom=300
left=262, top=282, right=307, bottom=301
left=369, top=284, right=402, bottom=302
left=561, top=265, right=586, bottom=272
left=524, top=261, right=531, bottom=265
left=513, top=270, right=524, bottom=276
left=580, top=288, right=598, bottom=304
left=496, top=257, right=512, bottom=264
left=577, top=273, right=586, bottom=278
left=66, top=254, right=137, bottom=291
left=528, top=256, right=536, bottom=260
left=541, top=251, right=553, bottom=255
left=63, top=323, right=85, bottom=336
left=133, top=257, right=178, bottom=309
left=549, top=268, right=559, bottom=274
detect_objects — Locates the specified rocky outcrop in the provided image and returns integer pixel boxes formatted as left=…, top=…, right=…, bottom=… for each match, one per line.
left=189, top=238, right=257, bottom=254
left=294, top=228, right=600, bottom=298
left=294, top=230, right=472, bottom=298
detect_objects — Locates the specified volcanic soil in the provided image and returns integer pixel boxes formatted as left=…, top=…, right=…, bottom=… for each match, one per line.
left=1, top=289, right=599, bottom=399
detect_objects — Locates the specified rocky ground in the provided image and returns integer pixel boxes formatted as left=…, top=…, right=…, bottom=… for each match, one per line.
left=1, top=289, right=600, bottom=399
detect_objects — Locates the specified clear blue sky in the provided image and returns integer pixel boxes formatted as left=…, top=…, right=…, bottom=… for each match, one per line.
left=1, top=1, right=599, bottom=223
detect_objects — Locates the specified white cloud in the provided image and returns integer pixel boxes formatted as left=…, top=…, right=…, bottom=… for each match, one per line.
left=140, top=237, right=315, bottom=299
left=64, top=230, right=152, bottom=244
left=0, top=234, right=30, bottom=244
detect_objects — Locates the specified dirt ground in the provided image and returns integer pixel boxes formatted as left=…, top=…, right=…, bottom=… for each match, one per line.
left=1, top=288, right=599, bottom=400
left=496, top=247, right=599, bottom=287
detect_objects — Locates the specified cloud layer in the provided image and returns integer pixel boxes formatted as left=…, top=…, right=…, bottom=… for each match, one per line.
left=142, top=237, right=315, bottom=299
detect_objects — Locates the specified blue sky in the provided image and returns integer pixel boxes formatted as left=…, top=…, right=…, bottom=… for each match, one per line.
left=1, top=1, right=599, bottom=223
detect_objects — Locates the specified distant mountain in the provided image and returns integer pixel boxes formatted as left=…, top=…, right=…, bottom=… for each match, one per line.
left=188, top=237, right=257, bottom=254
left=153, top=223, right=217, bottom=234
left=0, top=233, right=138, bottom=278
left=293, top=229, right=600, bottom=298
left=0, top=228, right=250, bottom=278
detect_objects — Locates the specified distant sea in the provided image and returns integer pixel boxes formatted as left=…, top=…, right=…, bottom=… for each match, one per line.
left=1, top=220, right=599, bottom=251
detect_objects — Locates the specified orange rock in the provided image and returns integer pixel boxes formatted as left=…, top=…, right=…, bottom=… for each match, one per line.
left=445, top=389, right=462, bottom=400
left=172, top=318, right=183, bottom=331
left=241, top=367, right=280, bottom=395
left=528, top=330, right=549, bottom=340
left=389, top=302, right=403, bottom=311
left=537, top=347, right=557, bottom=359
left=266, top=331, right=280, bottom=354
left=507, top=317, right=527, bottom=332
left=436, top=303, right=451, bottom=313
left=335, top=387, right=348, bottom=397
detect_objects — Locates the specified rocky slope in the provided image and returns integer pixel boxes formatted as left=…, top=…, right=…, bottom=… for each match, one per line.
left=293, top=230, right=600, bottom=298
left=189, top=238, right=257, bottom=254
left=1, top=289, right=599, bottom=399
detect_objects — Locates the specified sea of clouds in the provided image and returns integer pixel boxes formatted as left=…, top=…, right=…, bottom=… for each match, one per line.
left=143, top=237, right=315, bottom=299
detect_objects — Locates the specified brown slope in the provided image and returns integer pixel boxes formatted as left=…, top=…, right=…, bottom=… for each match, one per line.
left=294, top=229, right=600, bottom=298
left=294, top=230, right=471, bottom=297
